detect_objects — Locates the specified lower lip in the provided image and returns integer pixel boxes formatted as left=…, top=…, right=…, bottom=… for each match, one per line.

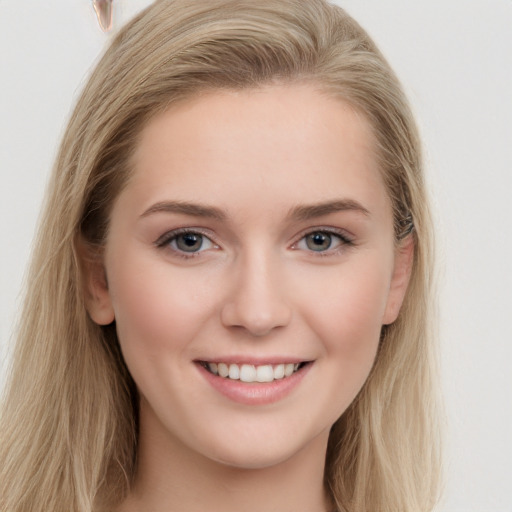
left=196, top=363, right=312, bottom=405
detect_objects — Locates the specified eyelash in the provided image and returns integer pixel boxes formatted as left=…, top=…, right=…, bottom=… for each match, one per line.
left=292, top=227, right=355, bottom=256
left=155, top=228, right=217, bottom=260
left=155, top=227, right=355, bottom=259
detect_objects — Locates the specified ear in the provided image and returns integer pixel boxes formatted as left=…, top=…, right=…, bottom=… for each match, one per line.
left=78, top=240, right=115, bottom=326
left=382, top=235, right=414, bottom=325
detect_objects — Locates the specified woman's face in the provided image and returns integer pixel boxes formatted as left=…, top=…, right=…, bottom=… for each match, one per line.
left=88, top=84, right=412, bottom=469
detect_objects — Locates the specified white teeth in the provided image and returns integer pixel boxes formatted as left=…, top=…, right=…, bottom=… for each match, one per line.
left=228, top=364, right=240, bottom=380
left=274, top=364, right=285, bottom=379
left=217, top=363, right=229, bottom=378
left=284, top=363, right=295, bottom=377
left=205, top=361, right=304, bottom=382
left=256, top=365, right=274, bottom=382
left=240, top=364, right=257, bottom=382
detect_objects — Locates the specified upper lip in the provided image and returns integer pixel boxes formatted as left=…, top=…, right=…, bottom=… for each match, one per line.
left=195, top=356, right=311, bottom=366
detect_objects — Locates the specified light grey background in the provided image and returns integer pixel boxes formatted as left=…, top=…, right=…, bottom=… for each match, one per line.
left=1, top=1, right=511, bottom=510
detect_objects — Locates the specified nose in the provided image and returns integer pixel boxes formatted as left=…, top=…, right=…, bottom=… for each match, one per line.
left=220, top=251, right=292, bottom=337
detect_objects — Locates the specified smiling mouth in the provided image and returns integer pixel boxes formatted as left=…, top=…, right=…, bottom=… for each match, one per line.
left=199, top=361, right=309, bottom=383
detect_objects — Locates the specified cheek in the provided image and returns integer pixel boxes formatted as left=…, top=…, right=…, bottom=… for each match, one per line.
left=297, top=257, right=391, bottom=388
left=303, top=258, right=390, bottom=336
left=107, top=256, right=218, bottom=360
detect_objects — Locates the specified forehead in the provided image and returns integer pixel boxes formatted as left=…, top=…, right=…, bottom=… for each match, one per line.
left=125, top=84, right=390, bottom=220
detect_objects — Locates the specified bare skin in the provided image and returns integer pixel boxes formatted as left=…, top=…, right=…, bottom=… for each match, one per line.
left=86, top=84, right=413, bottom=512
left=119, top=405, right=330, bottom=511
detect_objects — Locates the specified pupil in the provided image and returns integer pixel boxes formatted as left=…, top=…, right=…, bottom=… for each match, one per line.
left=177, top=233, right=202, bottom=252
left=307, top=232, right=331, bottom=251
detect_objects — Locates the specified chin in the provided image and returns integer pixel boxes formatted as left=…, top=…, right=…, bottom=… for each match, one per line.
left=209, top=448, right=299, bottom=471
left=194, top=423, right=329, bottom=471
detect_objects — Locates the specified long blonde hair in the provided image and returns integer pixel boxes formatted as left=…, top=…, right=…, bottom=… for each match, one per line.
left=0, top=1, right=442, bottom=510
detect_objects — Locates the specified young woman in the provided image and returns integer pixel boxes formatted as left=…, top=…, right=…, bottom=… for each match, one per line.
left=0, top=1, right=442, bottom=511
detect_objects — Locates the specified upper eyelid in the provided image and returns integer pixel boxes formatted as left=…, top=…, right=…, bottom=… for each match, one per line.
left=290, top=228, right=355, bottom=257
left=291, top=226, right=354, bottom=244
left=154, top=225, right=354, bottom=251
left=154, top=227, right=217, bottom=247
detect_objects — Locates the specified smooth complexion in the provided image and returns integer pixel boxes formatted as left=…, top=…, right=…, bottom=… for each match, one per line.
left=86, top=85, right=413, bottom=512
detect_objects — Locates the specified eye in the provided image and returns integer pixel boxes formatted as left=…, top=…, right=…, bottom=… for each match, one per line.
left=156, top=230, right=216, bottom=255
left=294, top=230, right=353, bottom=253
left=172, top=232, right=212, bottom=252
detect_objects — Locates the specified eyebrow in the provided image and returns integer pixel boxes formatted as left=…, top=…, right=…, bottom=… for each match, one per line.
left=287, top=199, right=370, bottom=221
left=140, top=201, right=227, bottom=221
left=140, top=198, right=370, bottom=222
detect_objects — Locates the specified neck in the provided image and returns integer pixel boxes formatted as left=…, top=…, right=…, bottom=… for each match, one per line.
left=116, top=401, right=332, bottom=512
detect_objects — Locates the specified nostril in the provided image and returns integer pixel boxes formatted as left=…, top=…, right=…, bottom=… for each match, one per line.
left=220, top=300, right=291, bottom=336
left=219, top=262, right=292, bottom=335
